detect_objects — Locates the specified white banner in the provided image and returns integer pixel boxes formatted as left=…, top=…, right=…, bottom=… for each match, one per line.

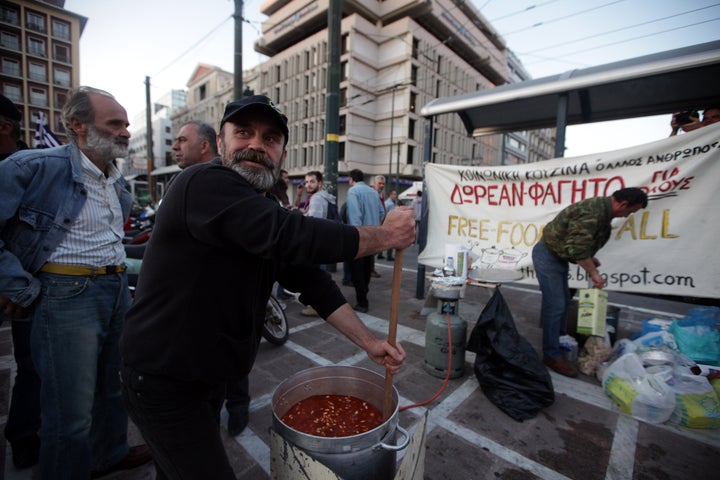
left=419, top=122, right=720, bottom=298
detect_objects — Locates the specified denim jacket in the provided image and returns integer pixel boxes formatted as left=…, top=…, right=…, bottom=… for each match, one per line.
left=0, top=143, right=132, bottom=307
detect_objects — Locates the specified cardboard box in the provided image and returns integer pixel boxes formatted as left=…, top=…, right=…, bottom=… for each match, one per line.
left=577, top=288, right=608, bottom=336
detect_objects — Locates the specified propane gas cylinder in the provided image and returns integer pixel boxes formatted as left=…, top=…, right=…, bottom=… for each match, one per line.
left=424, top=298, right=467, bottom=379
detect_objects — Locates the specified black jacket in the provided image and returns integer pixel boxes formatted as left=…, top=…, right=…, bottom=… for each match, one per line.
left=121, top=160, right=358, bottom=382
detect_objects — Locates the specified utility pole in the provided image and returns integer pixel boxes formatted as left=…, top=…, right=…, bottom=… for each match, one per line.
left=144, top=75, right=153, bottom=203
left=233, top=0, right=244, bottom=99
left=323, top=0, right=341, bottom=197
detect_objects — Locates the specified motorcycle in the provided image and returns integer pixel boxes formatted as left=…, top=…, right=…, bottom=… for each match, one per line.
left=123, top=242, right=289, bottom=346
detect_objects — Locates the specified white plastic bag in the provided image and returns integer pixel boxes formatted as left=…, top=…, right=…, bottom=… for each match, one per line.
left=602, top=353, right=676, bottom=424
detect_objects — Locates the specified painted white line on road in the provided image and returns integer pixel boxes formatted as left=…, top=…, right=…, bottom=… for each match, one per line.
left=436, top=416, right=574, bottom=480
left=606, top=414, right=638, bottom=480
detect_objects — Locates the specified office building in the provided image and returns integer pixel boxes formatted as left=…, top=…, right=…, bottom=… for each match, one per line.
left=0, top=0, right=85, bottom=145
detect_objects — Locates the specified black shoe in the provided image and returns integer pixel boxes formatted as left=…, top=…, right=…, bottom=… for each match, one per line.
left=353, top=304, right=369, bottom=313
left=91, top=445, right=153, bottom=478
left=228, top=408, right=249, bottom=436
left=11, top=434, right=40, bottom=469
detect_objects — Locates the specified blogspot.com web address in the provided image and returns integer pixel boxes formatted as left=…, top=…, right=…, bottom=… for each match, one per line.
left=572, top=267, right=696, bottom=288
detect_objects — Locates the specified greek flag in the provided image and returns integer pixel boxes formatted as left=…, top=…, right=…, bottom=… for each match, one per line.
left=34, top=111, right=61, bottom=148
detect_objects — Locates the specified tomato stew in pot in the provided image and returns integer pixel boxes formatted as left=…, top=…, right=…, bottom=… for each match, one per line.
left=280, top=394, right=383, bottom=437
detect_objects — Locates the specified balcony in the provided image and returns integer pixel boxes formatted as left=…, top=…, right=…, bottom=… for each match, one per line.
left=26, top=22, right=46, bottom=35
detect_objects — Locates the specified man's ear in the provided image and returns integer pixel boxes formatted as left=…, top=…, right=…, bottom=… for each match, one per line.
left=70, top=117, right=87, bottom=136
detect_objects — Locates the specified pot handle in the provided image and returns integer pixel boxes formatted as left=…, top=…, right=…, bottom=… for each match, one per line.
left=377, top=425, right=410, bottom=452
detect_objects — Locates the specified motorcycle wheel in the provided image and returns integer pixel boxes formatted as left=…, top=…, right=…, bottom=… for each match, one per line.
left=262, top=296, right=289, bottom=345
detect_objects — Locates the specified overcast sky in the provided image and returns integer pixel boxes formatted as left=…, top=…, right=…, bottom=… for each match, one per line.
left=64, top=0, right=720, bottom=157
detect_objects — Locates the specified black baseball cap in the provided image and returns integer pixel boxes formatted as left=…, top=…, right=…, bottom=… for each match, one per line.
left=0, top=94, right=21, bottom=121
left=219, top=95, right=289, bottom=143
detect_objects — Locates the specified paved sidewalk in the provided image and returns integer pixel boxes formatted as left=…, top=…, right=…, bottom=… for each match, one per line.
left=1, top=247, right=718, bottom=479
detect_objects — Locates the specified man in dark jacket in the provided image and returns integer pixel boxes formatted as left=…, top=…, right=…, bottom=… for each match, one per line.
left=532, top=187, right=648, bottom=377
left=120, top=95, right=414, bottom=479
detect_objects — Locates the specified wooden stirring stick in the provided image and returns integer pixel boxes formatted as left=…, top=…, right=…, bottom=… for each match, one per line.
left=383, top=249, right=404, bottom=420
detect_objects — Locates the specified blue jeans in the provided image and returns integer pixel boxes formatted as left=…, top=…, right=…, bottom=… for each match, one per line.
left=532, top=242, right=571, bottom=360
left=31, top=272, right=131, bottom=480
left=122, top=365, right=234, bottom=480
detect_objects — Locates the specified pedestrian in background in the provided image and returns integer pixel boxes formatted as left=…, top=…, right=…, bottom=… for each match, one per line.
left=120, top=95, right=413, bottom=479
left=0, top=86, right=152, bottom=479
left=346, top=169, right=386, bottom=313
left=380, top=189, right=398, bottom=261
left=0, top=94, right=41, bottom=470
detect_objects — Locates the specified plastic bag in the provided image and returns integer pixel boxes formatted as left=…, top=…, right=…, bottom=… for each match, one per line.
left=467, top=288, right=554, bottom=421
left=667, top=374, right=720, bottom=429
left=670, top=316, right=720, bottom=366
left=602, top=353, right=676, bottom=424
left=577, top=335, right=612, bottom=376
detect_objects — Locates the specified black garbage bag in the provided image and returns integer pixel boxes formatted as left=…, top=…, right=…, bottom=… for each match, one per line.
left=466, top=288, right=554, bottom=421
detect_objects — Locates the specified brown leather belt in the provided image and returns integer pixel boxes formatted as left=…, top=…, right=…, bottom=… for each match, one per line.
left=39, top=263, right=127, bottom=276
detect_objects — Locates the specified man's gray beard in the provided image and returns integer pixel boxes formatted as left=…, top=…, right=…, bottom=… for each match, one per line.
left=224, top=150, right=276, bottom=192
left=85, top=126, right=128, bottom=166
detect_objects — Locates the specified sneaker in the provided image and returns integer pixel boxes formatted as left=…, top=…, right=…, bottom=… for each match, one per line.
left=300, top=307, right=318, bottom=316
left=353, top=304, right=369, bottom=313
left=371, top=271, right=381, bottom=278
left=543, top=357, right=578, bottom=378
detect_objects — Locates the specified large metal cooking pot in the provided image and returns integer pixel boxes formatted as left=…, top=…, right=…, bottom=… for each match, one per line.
left=272, top=365, right=410, bottom=480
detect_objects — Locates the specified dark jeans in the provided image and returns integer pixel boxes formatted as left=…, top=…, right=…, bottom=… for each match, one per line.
left=532, top=242, right=572, bottom=360
left=4, top=320, right=41, bottom=443
left=351, top=256, right=372, bottom=308
left=121, top=365, right=234, bottom=480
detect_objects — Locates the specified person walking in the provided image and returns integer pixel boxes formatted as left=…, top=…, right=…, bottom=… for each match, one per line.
left=346, top=169, right=386, bottom=313
left=300, top=170, right=338, bottom=316
left=0, top=86, right=152, bottom=479
left=532, top=188, right=648, bottom=378
left=119, top=95, right=413, bottom=479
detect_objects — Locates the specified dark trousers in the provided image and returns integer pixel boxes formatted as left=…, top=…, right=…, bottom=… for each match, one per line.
left=350, top=256, right=373, bottom=308
left=121, top=365, right=235, bottom=480
left=4, top=320, right=41, bottom=443
left=226, top=376, right=250, bottom=413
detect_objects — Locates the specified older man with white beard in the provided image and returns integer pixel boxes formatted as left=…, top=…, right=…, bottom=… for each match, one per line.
left=120, top=95, right=416, bottom=479
left=0, top=86, right=152, bottom=479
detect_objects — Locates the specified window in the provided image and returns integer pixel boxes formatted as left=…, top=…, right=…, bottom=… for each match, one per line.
left=55, top=90, right=67, bottom=107
left=29, top=62, right=46, bottom=82
left=54, top=67, right=70, bottom=86
left=54, top=114, right=64, bottom=133
left=409, top=92, right=416, bottom=112
left=28, top=37, right=46, bottom=57
left=1, top=6, right=19, bottom=25
left=53, top=43, right=70, bottom=63
left=197, top=83, right=207, bottom=101
left=1, top=57, right=20, bottom=76
left=339, top=115, right=346, bottom=136
left=411, top=65, right=418, bottom=86
left=407, top=145, right=415, bottom=165
left=52, top=19, right=70, bottom=40
left=29, top=87, right=47, bottom=106
left=26, top=12, right=45, bottom=33
left=1, top=32, right=19, bottom=50
left=338, top=141, right=345, bottom=162
left=408, top=118, right=415, bottom=140
left=412, top=37, right=419, bottom=59
left=341, top=61, right=348, bottom=81
left=341, top=33, right=349, bottom=54
left=3, top=83, right=22, bottom=102
left=339, top=88, right=346, bottom=107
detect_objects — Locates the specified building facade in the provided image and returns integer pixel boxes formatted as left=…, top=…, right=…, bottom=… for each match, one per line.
left=0, top=0, right=85, bottom=145
left=249, top=0, right=555, bottom=197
